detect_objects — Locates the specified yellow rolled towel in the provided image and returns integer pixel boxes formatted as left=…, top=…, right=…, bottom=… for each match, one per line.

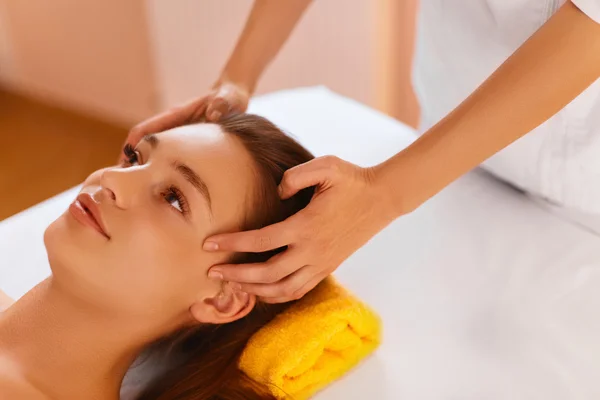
left=239, top=277, right=382, bottom=399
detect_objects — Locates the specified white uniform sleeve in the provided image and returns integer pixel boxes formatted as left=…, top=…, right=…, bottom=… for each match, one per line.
left=571, top=0, right=600, bottom=24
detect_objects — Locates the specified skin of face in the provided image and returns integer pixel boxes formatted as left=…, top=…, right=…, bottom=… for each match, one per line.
left=44, top=123, right=258, bottom=329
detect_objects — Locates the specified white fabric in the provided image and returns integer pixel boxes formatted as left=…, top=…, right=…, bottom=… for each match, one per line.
left=573, top=0, right=600, bottom=23
left=2, top=87, right=600, bottom=399
left=413, top=0, right=600, bottom=219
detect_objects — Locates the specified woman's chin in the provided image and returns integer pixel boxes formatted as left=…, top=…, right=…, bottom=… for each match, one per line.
left=44, top=220, right=111, bottom=310
left=44, top=212, right=102, bottom=277
left=46, top=210, right=102, bottom=248
left=45, top=213, right=70, bottom=258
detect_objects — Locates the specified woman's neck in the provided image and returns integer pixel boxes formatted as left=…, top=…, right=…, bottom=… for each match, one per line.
left=0, top=278, right=161, bottom=400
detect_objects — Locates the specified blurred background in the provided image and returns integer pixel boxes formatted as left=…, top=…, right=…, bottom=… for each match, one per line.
left=0, top=0, right=419, bottom=221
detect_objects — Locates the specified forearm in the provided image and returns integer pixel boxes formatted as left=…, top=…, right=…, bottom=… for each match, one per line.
left=219, top=0, right=313, bottom=93
left=377, top=1, right=600, bottom=216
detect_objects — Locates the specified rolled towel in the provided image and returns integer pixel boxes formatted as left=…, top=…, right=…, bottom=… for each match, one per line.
left=239, top=277, right=382, bottom=399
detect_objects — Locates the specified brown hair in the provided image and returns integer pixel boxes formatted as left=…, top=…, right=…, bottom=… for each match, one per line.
left=136, top=114, right=315, bottom=400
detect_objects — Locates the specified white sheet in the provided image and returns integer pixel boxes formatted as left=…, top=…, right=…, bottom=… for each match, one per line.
left=2, top=86, right=600, bottom=399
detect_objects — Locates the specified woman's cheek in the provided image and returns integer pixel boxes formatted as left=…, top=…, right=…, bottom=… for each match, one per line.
left=114, top=205, right=207, bottom=290
left=121, top=217, right=193, bottom=273
left=128, top=226, right=177, bottom=265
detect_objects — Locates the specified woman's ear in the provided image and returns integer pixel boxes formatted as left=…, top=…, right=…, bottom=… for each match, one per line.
left=190, top=282, right=256, bottom=324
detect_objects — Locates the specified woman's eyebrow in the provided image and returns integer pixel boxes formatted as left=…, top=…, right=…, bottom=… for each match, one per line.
left=143, top=134, right=159, bottom=148
left=142, top=134, right=213, bottom=212
left=173, top=162, right=213, bottom=211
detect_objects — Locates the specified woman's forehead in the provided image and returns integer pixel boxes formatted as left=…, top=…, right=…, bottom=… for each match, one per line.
left=156, top=124, right=243, bottom=163
left=157, top=124, right=258, bottom=225
left=159, top=123, right=227, bottom=148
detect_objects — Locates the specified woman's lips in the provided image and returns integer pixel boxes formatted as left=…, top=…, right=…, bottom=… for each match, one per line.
left=68, top=193, right=111, bottom=239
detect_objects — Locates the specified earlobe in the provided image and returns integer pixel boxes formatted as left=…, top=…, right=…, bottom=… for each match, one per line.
left=190, top=283, right=255, bottom=324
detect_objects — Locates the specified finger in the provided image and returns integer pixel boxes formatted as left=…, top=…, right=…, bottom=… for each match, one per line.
left=260, top=271, right=327, bottom=304
left=279, top=161, right=332, bottom=199
left=260, top=296, right=293, bottom=304
left=237, top=265, right=317, bottom=300
left=127, top=110, right=177, bottom=147
left=127, top=99, right=208, bottom=146
left=209, top=251, right=299, bottom=284
left=203, top=219, right=296, bottom=253
left=205, top=97, right=230, bottom=122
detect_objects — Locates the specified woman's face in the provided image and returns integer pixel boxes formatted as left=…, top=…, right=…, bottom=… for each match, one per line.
left=45, top=124, right=257, bottom=326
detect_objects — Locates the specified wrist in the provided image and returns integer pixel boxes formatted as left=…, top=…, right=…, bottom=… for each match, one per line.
left=370, top=150, right=429, bottom=219
left=366, top=166, right=408, bottom=224
left=218, top=61, right=259, bottom=96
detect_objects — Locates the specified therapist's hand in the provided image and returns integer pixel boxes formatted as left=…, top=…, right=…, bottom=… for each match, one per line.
left=204, top=156, right=399, bottom=303
left=124, top=80, right=251, bottom=148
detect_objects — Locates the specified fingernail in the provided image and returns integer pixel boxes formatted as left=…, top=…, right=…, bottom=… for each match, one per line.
left=239, top=291, right=249, bottom=303
left=203, top=241, right=219, bottom=251
left=277, top=185, right=284, bottom=197
left=210, top=111, right=222, bottom=121
left=208, top=270, right=223, bottom=280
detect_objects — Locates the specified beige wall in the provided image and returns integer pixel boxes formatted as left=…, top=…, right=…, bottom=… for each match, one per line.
left=0, top=0, right=419, bottom=128
left=147, top=0, right=419, bottom=126
left=0, top=1, right=16, bottom=85
left=376, top=0, right=419, bottom=127
left=146, top=0, right=378, bottom=109
left=0, top=0, right=157, bottom=125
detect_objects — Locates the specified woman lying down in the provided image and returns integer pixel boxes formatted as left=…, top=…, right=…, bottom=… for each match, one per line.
left=0, top=114, right=316, bottom=399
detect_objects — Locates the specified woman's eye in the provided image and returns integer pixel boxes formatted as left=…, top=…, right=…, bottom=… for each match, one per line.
left=165, top=192, right=182, bottom=212
left=129, top=156, right=140, bottom=166
left=163, top=187, right=187, bottom=214
left=122, top=144, right=140, bottom=167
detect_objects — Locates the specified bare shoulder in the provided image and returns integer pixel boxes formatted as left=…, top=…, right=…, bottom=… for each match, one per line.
left=0, top=357, right=49, bottom=399
left=0, top=379, right=49, bottom=399
left=0, top=293, right=41, bottom=397
left=0, top=289, right=13, bottom=311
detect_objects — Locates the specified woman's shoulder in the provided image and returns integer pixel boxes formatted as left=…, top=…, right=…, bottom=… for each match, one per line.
left=0, top=294, right=37, bottom=397
left=0, top=378, right=49, bottom=399
left=0, top=357, right=49, bottom=399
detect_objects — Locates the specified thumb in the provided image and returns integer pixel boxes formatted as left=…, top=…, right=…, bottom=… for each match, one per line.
left=125, top=98, right=208, bottom=148
left=206, top=97, right=231, bottom=122
left=279, top=159, right=332, bottom=200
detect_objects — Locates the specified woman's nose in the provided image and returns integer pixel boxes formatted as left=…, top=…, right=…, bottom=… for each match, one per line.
left=100, top=167, right=142, bottom=209
left=100, top=186, right=116, bottom=203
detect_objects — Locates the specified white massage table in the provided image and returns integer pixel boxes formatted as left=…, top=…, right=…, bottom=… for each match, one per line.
left=2, top=86, right=600, bottom=399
